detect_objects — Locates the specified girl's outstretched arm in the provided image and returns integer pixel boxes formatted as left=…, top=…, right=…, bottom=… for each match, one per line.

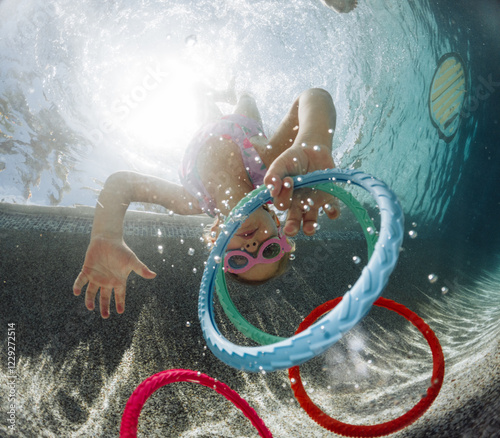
left=73, top=171, right=202, bottom=318
left=264, top=88, right=340, bottom=236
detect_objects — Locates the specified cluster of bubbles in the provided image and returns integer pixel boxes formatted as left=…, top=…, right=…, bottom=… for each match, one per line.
left=409, top=222, right=418, bottom=239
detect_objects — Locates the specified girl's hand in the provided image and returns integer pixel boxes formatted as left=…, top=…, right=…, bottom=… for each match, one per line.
left=73, top=236, right=156, bottom=318
left=264, top=144, right=340, bottom=236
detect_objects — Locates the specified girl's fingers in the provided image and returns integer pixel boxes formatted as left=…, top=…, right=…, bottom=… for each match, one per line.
left=114, top=286, right=126, bottom=314
left=99, top=287, right=112, bottom=319
left=85, top=282, right=99, bottom=311
left=284, top=198, right=308, bottom=236
left=301, top=205, right=322, bottom=236
left=274, top=176, right=294, bottom=211
left=73, top=271, right=88, bottom=296
left=131, top=256, right=157, bottom=280
left=264, top=173, right=295, bottom=211
left=324, top=197, right=341, bottom=220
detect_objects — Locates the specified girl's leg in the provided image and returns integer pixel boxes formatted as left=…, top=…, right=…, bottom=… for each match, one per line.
left=233, top=93, right=263, bottom=125
left=194, top=78, right=237, bottom=125
left=194, top=83, right=223, bottom=125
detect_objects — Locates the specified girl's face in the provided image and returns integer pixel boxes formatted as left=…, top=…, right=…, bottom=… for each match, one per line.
left=224, top=206, right=282, bottom=282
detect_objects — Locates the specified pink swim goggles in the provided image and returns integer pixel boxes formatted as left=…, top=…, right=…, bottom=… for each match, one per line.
left=224, top=227, right=292, bottom=274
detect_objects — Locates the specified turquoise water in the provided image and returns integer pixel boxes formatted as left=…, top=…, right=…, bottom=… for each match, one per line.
left=0, top=0, right=499, bottom=436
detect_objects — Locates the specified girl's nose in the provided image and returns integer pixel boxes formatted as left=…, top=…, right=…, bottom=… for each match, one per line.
left=245, top=240, right=258, bottom=254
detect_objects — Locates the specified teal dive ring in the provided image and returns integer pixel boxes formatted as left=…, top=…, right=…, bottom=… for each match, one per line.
left=215, top=182, right=378, bottom=346
left=198, top=169, right=404, bottom=372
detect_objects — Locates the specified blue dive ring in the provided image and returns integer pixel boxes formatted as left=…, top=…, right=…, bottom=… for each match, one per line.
left=198, top=169, right=404, bottom=372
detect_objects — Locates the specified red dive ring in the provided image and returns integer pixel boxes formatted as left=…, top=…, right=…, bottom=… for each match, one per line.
left=120, top=369, right=272, bottom=437
left=288, top=297, right=445, bottom=437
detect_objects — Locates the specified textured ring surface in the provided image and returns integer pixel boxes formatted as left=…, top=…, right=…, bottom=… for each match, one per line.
left=198, top=169, right=404, bottom=372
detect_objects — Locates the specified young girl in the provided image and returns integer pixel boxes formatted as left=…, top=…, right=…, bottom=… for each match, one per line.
left=73, top=86, right=340, bottom=318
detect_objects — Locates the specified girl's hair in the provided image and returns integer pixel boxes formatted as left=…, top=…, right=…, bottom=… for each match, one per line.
left=202, top=205, right=296, bottom=285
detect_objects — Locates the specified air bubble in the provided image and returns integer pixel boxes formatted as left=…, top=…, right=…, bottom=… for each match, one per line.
left=276, top=289, right=281, bottom=294
left=297, top=177, right=303, bottom=182
left=186, top=321, right=191, bottom=327
left=441, top=286, right=449, bottom=294
left=157, top=229, right=162, bottom=236
left=180, top=239, right=184, bottom=244
left=313, top=145, right=321, bottom=151
left=185, top=34, right=197, bottom=46
left=284, top=181, right=292, bottom=189
left=192, top=268, right=197, bottom=274
left=289, top=254, right=296, bottom=261
left=412, top=222, right=418, bottom=227
left=301, top=142, right=307, bottom=147
left=353, top=256, right=361, bottom=264
left=328, top=128, right=333, bottom=134
left=313, top=223, right=320, bottom=230
left=168, top=210, right=174, bottom=216
left=290, top=378, right=296, bottom=384
left=428, top=273, right=438, bottom=283
left=293, top=157, right=298, bottom=162
left=266, top=144, right=273, bottom=150
left=267, top=184, right=275, bottom=191
left=307, top=198, right=314, bottom=206
left=409, top=230, right=418, bottom=239
left=214, top=256, right=222, bottom=264
left=188, top=248, right=195, bottom=256
left=254, top=156, right=262, bottom=163
left=197, top=371, right=201, bottom=377
left=367, top=226, right=375, bottom=235
left=157, top=245, right=164, bottom=254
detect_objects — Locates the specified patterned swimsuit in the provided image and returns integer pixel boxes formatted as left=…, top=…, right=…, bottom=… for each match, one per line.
left=179, top=114, right=268, bottom=217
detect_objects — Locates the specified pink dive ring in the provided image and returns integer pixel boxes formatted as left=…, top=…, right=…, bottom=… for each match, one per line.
left=120, top=368, right=272, bottom=437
